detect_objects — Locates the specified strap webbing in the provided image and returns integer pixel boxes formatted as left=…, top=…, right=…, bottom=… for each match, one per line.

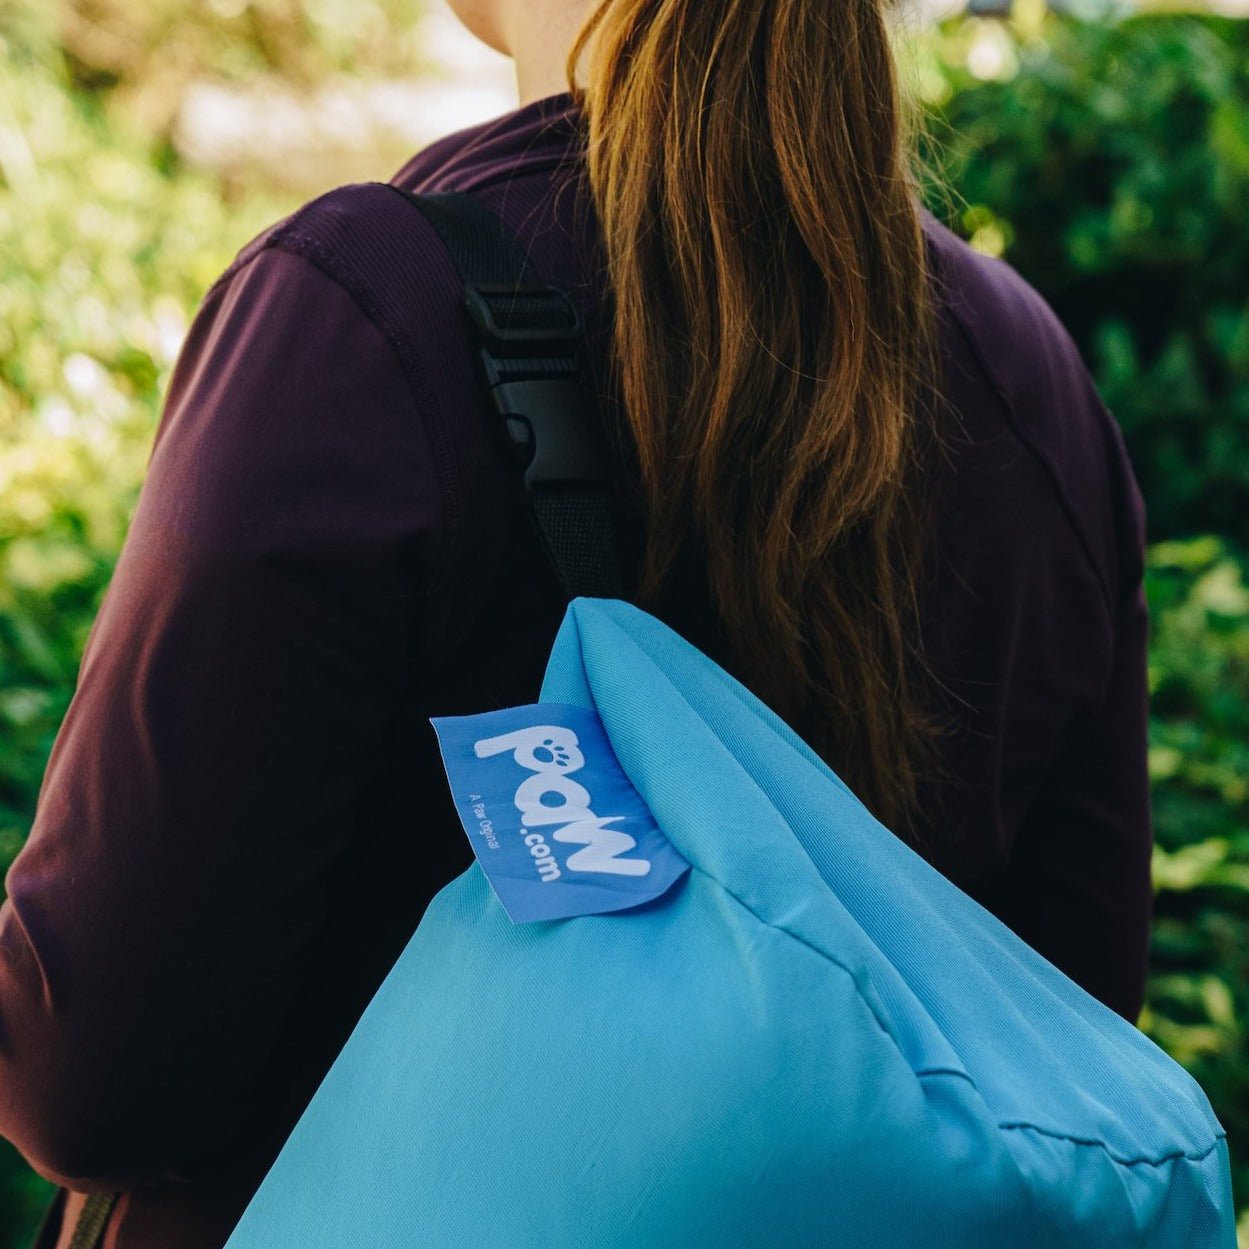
left=388, top=187, right=624, bottom=600
left=66, top=1193, right=117, bottom=1249
left=398, top=191, right=540, bottom=286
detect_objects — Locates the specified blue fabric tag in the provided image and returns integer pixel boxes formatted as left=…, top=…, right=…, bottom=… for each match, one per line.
left=431, top=703, right=690, bottom=924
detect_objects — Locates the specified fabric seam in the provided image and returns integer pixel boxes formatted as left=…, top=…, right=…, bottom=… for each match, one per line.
left=696, top=861, right=1223, bottom=1171
left=684, top=860, right=971, bottom=1083
left=941, top=289, right=1118, bottom=623
left=997, top=1121, right=1226, bottom=1169
left=210, top=219, right=464, bottom=605
left=274, top=225, right=463, bottom=579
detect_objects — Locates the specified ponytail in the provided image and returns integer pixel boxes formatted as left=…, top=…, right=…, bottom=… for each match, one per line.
left=568, top=0, right=940, bottom=833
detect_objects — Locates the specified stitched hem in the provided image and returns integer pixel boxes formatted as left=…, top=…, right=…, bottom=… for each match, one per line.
left=998, top=1121, right=1227, bottom=1170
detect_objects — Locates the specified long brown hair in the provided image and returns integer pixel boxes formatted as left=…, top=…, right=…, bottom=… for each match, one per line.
left=567, top=0, right=941, bottom=834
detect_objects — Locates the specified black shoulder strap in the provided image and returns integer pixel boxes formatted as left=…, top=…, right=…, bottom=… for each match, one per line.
left=389, top=187, right=623, bottom=601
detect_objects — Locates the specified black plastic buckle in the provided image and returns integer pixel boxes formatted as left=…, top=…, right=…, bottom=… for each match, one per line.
left=462, top=283, right=606, bottom=492
left=464, top=283, right=582, bottom=352
left=491, top=379, right=609, bottom=491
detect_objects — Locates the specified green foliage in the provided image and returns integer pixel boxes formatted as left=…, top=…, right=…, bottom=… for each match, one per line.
left=7, top=0, right=428, bottom=135
left=917, top=11, right=1249, bottom=544
left=0, top=1140, right=53, bottom=1249
left=1142, top=536, right=1249, bottom=1220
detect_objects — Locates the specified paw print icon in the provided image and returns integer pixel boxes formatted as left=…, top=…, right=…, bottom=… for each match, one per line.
left=473, top=721, right=587, bottom=776
left=531, top=739, right=574, bottom=770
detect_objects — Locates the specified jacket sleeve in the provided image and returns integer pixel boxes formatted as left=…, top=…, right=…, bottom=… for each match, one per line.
left=989, top=413, right=1153, bottom=1025
left=0, top=245, right=442, bottom=1189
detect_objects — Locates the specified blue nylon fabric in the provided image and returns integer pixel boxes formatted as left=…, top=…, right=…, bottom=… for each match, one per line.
left=225, top=598, right=1235, bottom=1248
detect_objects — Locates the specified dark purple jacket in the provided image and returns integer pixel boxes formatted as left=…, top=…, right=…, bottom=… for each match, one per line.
left=1, top=91, right=1150, bottom=1249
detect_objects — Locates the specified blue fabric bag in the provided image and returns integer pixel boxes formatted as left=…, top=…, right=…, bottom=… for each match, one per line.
left=226, top=597, right=1234, bottom=1248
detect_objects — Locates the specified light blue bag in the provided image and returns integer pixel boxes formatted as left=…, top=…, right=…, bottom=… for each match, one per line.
left=226, top=597, right=1234, bottom=1248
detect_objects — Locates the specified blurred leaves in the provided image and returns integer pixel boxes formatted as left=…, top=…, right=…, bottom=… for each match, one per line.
left=1139, top=537, right=1249, bottom=1195
left=6, top=0, right=429, bottom=136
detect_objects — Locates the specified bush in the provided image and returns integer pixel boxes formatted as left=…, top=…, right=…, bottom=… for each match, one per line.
left=1143, top=536, right=1249, bottom=1222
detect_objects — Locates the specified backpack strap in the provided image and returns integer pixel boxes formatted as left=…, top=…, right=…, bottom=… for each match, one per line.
left=63, top=1193, right=117, bottom=1249
left=388, top=187, right=624, bottom=600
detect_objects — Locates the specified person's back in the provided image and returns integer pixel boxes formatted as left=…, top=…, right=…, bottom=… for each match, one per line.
left=0, top=4, right=1148, bottom=1247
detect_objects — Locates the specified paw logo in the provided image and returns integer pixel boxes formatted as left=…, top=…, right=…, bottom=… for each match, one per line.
left=532, top=739, right=574, bottom=770
left=471, top=720, right=653, bottom=880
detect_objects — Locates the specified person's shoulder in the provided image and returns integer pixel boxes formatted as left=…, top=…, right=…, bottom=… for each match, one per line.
left=922, top=210, right=1145, bottom=606
left=923, top=208, right=1093, bottom=427
left=205, top=180, right=461, bottom=320
left=388, top=111, right=525, bottom=192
